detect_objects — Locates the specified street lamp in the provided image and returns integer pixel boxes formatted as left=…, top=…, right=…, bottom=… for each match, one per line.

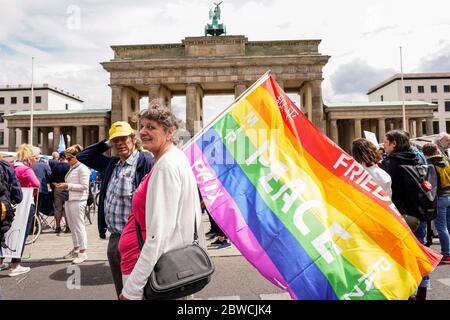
left=30, top=57, right=34, bottom=145
left=400, top=47, right=406, bottom=131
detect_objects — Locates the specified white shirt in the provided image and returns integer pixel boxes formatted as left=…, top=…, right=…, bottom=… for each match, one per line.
left=363, top=163, right=392, bottom=198
left=65, top=162, right=91, bottom=201
left=122, top=146, right=204, bottom=300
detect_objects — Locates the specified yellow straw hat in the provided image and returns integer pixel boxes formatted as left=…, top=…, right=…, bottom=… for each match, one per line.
left=108, top=121, right=134, bottom=140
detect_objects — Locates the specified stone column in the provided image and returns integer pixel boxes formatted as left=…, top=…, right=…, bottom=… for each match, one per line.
left=41, top=128, right=50, bottom=155
left=111, top=85, right=123, bottom=123
left=53, top=127, right=61, bottom=151
left=89, top=127, right=95, bottom=145
left=426, top=117, right=434, bottom=135
left=310, top=80, right=324, bottom=132
left=354, top=119, right=362, bottom=139
left=148, top=85, right=160, bottom=103
left=20, top=128, right=28, bottom=145
left=305, top=83, right=313, bottom=121
left=408, top=118, right=415, bottom=137
left=8, top=128, right=16, bottom=151
left=98, top=125, right=106, bottom=141
left=148, top=84, right=172, bottom=109
left=330, top=119, right=338, bottom=144
left=392, top=118, right=400, bottom=130
left=76, top=125, right=83, bottom=146
left=378, top=118, right=386, bottom=142
left=416, top=118, right=423, bottom=137
left=161, top=86, right=172, bottom=109
left=30, top=127, right=39, bottom=146
left=234, top=82, right=247, bottom=99
left=370, top=120, right=377, bottom=134
left=186, top=84, right=203, bottom=136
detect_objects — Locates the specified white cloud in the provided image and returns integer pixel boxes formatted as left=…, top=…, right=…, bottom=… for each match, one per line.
left=416, top=43, right=450, bottom=72
left=330, top=59, right=396, bottom=101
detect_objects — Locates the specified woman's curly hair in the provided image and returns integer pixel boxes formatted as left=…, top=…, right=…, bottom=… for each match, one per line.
left=138, top=99, right=184, bottom=143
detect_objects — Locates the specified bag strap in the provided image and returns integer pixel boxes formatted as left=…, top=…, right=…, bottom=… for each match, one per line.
left=134, top=212, right=199, bottom=251
left=135, top=219, right=144, bottom=251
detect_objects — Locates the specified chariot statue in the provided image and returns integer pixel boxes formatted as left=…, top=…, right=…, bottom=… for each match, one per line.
left=204, top=2, right=227, bottom=36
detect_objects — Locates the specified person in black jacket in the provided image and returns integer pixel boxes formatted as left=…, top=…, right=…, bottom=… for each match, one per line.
left=49, top=153, right=70, bottom=233
left=0, top=159, right=23, bottom=271
left=76, top=121, right=153, bottom=298
left=381, top=130, right=423, bottom=217
left=380, top=129, right=429, bottom=300
left=32, top=159, right=53, bottom=218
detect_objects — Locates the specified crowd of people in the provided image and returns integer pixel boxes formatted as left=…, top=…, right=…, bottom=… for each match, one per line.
left=0, top=100, right=208, bottom=300
left=352, top=130, right=450, bottom=300
left=1, top=100, right=449, bottom=300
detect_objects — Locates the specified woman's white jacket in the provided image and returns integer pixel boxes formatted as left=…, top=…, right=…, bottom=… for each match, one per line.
left=65, top=162, right=91, bottom=201
left=122, top=146, right=204, bottom=300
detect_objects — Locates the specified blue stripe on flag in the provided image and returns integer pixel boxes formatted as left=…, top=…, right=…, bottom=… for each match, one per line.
left=197, top=127, right=338, bottom=300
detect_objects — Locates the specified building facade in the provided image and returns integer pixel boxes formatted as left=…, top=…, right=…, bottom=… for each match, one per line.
left=4, top=109, right=110, bottom=155
left=101, top=35, right=330, bottom=135
left=367, top=73, right=450, bottom=133
left=325, top=101, right=436, bottom=153
left=0, top=84, right=83, bottom=151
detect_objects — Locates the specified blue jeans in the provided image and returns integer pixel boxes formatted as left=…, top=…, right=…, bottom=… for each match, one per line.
left=414, top=221, right=430, bottom=288
left=436, top=195, right=450, bottom=256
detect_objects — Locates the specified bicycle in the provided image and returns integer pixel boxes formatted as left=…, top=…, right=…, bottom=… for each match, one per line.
left=25, top=190, right=66, bottom=245
left=25, top=210, right=41, bottom=245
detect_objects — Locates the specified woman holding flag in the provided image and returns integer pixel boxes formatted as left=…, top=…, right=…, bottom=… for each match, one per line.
left=119, top=100, right=204, bottom=300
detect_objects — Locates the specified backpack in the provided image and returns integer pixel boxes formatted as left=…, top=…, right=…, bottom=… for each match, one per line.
left=0, top=165, right=15, bottom=249
left=432, top=159, right=450, bottom=190
left=86, top=186, right=94, bottom=207
left=399, top=164, right=438, bottom=222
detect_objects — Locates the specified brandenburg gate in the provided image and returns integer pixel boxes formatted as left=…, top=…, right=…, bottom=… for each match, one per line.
left=101, top=35, right=330, bottom=134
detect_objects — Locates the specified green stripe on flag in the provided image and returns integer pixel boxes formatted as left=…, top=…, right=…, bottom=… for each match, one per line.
left=213, top=113, right=387, bottom=300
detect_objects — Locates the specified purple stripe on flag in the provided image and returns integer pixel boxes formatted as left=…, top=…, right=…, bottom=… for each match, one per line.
left=185, top=143, right=296, bottom=298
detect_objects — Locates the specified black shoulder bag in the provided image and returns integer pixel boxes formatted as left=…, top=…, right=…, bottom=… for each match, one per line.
left=135, top=214, right=214, bottom=300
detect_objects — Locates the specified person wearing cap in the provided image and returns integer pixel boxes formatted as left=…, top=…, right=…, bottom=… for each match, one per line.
left=76, top=121, right=153, bottom=297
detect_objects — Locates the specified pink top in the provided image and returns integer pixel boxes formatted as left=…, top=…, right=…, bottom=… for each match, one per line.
left=14, top=164, right=40, bottom=188
left=119, top=172, right=151, bottom=275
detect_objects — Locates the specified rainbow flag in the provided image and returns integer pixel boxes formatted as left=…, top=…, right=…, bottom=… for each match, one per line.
left=184, top=72, right=442, bottom=300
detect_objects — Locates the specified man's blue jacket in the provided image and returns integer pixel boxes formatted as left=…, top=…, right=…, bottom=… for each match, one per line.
left=77, top=140, right=153, bottom=238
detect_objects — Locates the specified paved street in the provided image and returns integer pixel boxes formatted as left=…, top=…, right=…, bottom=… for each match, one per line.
left=1, top=214, right=449, bottom=300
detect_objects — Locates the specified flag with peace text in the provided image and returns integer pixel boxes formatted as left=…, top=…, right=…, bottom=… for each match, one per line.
left=183, top=72, right=441, bottom=300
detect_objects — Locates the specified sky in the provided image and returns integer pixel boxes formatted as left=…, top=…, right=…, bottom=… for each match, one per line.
left=1, top=0, right=450, bottom=122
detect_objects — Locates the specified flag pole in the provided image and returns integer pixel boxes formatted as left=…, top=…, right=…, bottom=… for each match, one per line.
left=30, top=57, right=35, bottom=145
left=400, top=47, right=406, bottom=131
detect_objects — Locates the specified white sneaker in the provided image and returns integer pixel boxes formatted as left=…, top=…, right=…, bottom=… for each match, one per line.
left=9, top=265, right=31, bottom=277
left=72, top=252, right=88, bottom=264
left=0, top=263, right=10, bottom=271
left=63, top=249, right=79, bottom=260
